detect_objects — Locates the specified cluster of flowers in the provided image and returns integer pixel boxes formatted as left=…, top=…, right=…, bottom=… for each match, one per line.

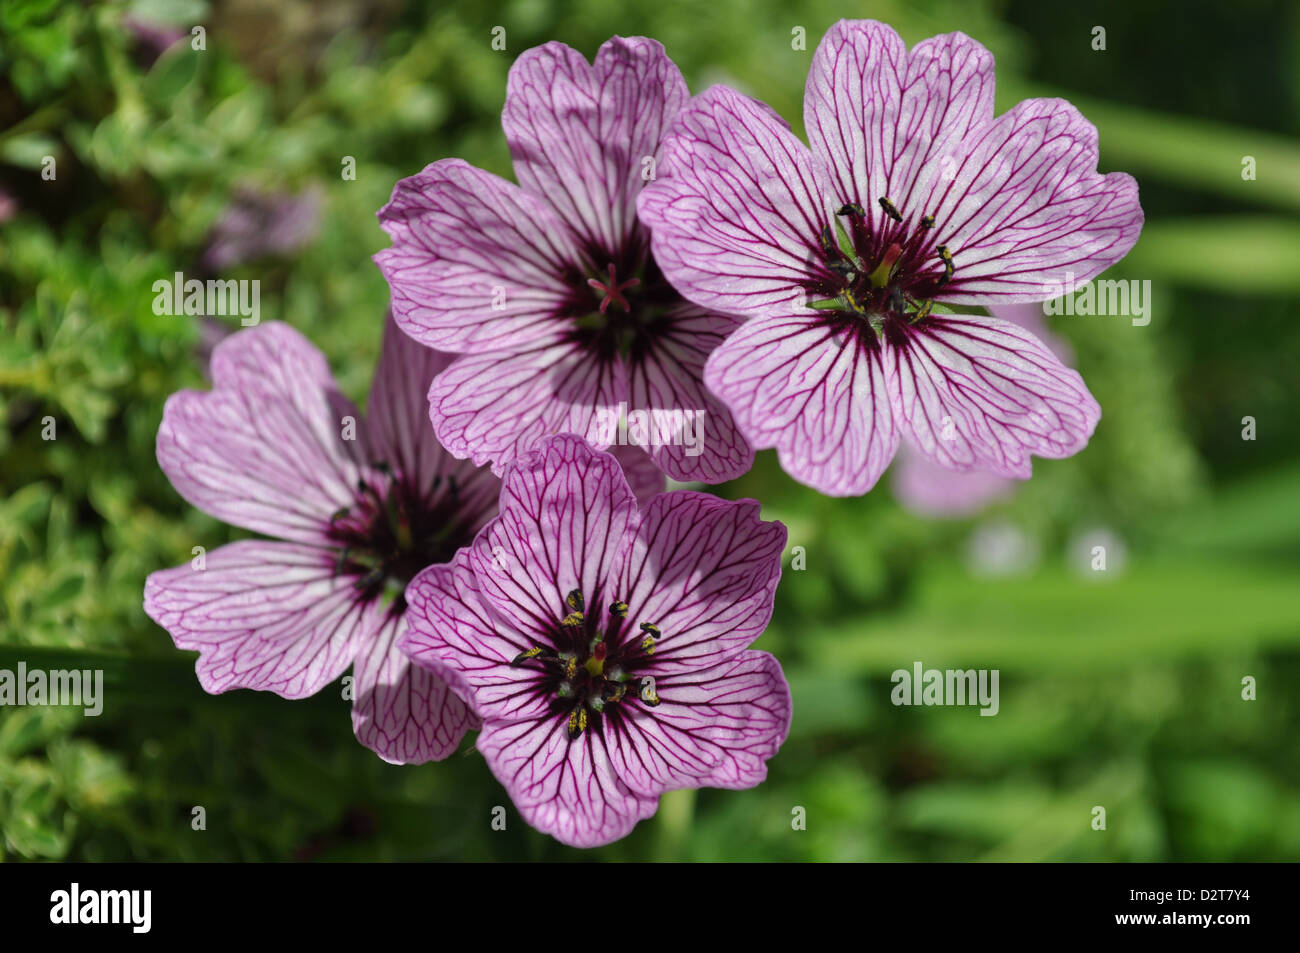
left=145, top=20, right=1142, bottom=847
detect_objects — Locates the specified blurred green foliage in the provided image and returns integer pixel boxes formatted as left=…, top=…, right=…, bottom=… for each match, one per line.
left=1, top=0, right=1298, bottom=861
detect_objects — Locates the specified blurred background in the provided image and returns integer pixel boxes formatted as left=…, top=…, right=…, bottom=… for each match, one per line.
left=1, top=0, right=1298, bottom=861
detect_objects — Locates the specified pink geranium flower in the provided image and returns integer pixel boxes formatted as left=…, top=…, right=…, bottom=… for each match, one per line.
left=374, top=37, right=753, bottom=485
left=401, top=434, right=790, bottom=847
left=144, top=317, right=500, bottom=764
left=639, top=19, right=1143, bottom=496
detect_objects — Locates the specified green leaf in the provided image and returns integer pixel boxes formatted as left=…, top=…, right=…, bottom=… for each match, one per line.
left=0, top=132, right=58, bottom=168
left=127, top=0, right=210, bottom=26
left=1123, top=217, right=1300, bottom=294
left=142, top=46, right=202, bottom=106
left=800, top=560, right=1300, bottom=675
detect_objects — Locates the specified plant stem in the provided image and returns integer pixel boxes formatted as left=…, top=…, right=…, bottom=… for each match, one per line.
left=655, top=788, right=695, bottom=861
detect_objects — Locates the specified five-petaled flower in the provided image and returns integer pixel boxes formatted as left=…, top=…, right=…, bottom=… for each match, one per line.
left=639, top=19, right=1144, bottom=496
left=374, top=36, right=754, bottom=485
left=145, top=316, right=501, bottom=764
left=400, top=434, right=791, bottom=848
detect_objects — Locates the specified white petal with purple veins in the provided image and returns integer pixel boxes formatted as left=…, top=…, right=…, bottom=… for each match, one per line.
left=468, top=434, right=637, bottom=638
left=626, top=304, right=754, bottom=483
left=428, top=341, right=626, bottom=477
left=477, top=713, right=658, bottom=849
left=887, top=315, right=1100, bottom=476
left=157, top=323, right=365, bottom=545
left=403, top=551, right=554, bottom=724
left=505, top=36, right=688, bottom=256
left=612, top=492, right=785, bottom=673
left=639, top=84, right=832, bottom=318
left=920, top=98, right=1142, bottom=302
left=350, top=612, right=479, bottom=764
left=376, top=159, right=580, bottom=353
left=705, top=313, right=900, bottom=496
left=145, top=540, right=376, bottom=699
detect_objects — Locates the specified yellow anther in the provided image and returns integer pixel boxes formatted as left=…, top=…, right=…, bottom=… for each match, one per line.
left=511, top=646, right=545, bottom=666
left=567, top=707, right=588, bottom=739
left=936, top=245, right=955, bottom=286
left=818, top=226, right=836, bottom=256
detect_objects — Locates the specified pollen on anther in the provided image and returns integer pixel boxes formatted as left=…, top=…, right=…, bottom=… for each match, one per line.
left=567, top=707, right=588, bottom=739
left=936, top=245, right=956, bottom=286
left=511, top=645, right=546, bottom=666
left=817, top=226, right=836, bottom=257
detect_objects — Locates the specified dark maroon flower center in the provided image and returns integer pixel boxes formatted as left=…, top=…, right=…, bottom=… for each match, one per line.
left=806, top=197, right=957, bottom=334
left=559, top=238, right=680, bottom=365
left=327, top=465, right=477, bottom=613
left=510, top=588, right=662, bottom=739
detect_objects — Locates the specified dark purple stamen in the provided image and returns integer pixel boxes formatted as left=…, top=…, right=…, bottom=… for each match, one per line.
left=557, top=239, right=679, bottom=365
left=327, top=466, right=475, bottom=612
left=510, top=588, right=662, bottom=738
left=809, top=196, right=956, bottom=331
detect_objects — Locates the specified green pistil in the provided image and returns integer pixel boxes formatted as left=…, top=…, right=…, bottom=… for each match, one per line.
left=866, top=243, right=904, bottom=289
left=584, top=639, right=608, bottom=677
